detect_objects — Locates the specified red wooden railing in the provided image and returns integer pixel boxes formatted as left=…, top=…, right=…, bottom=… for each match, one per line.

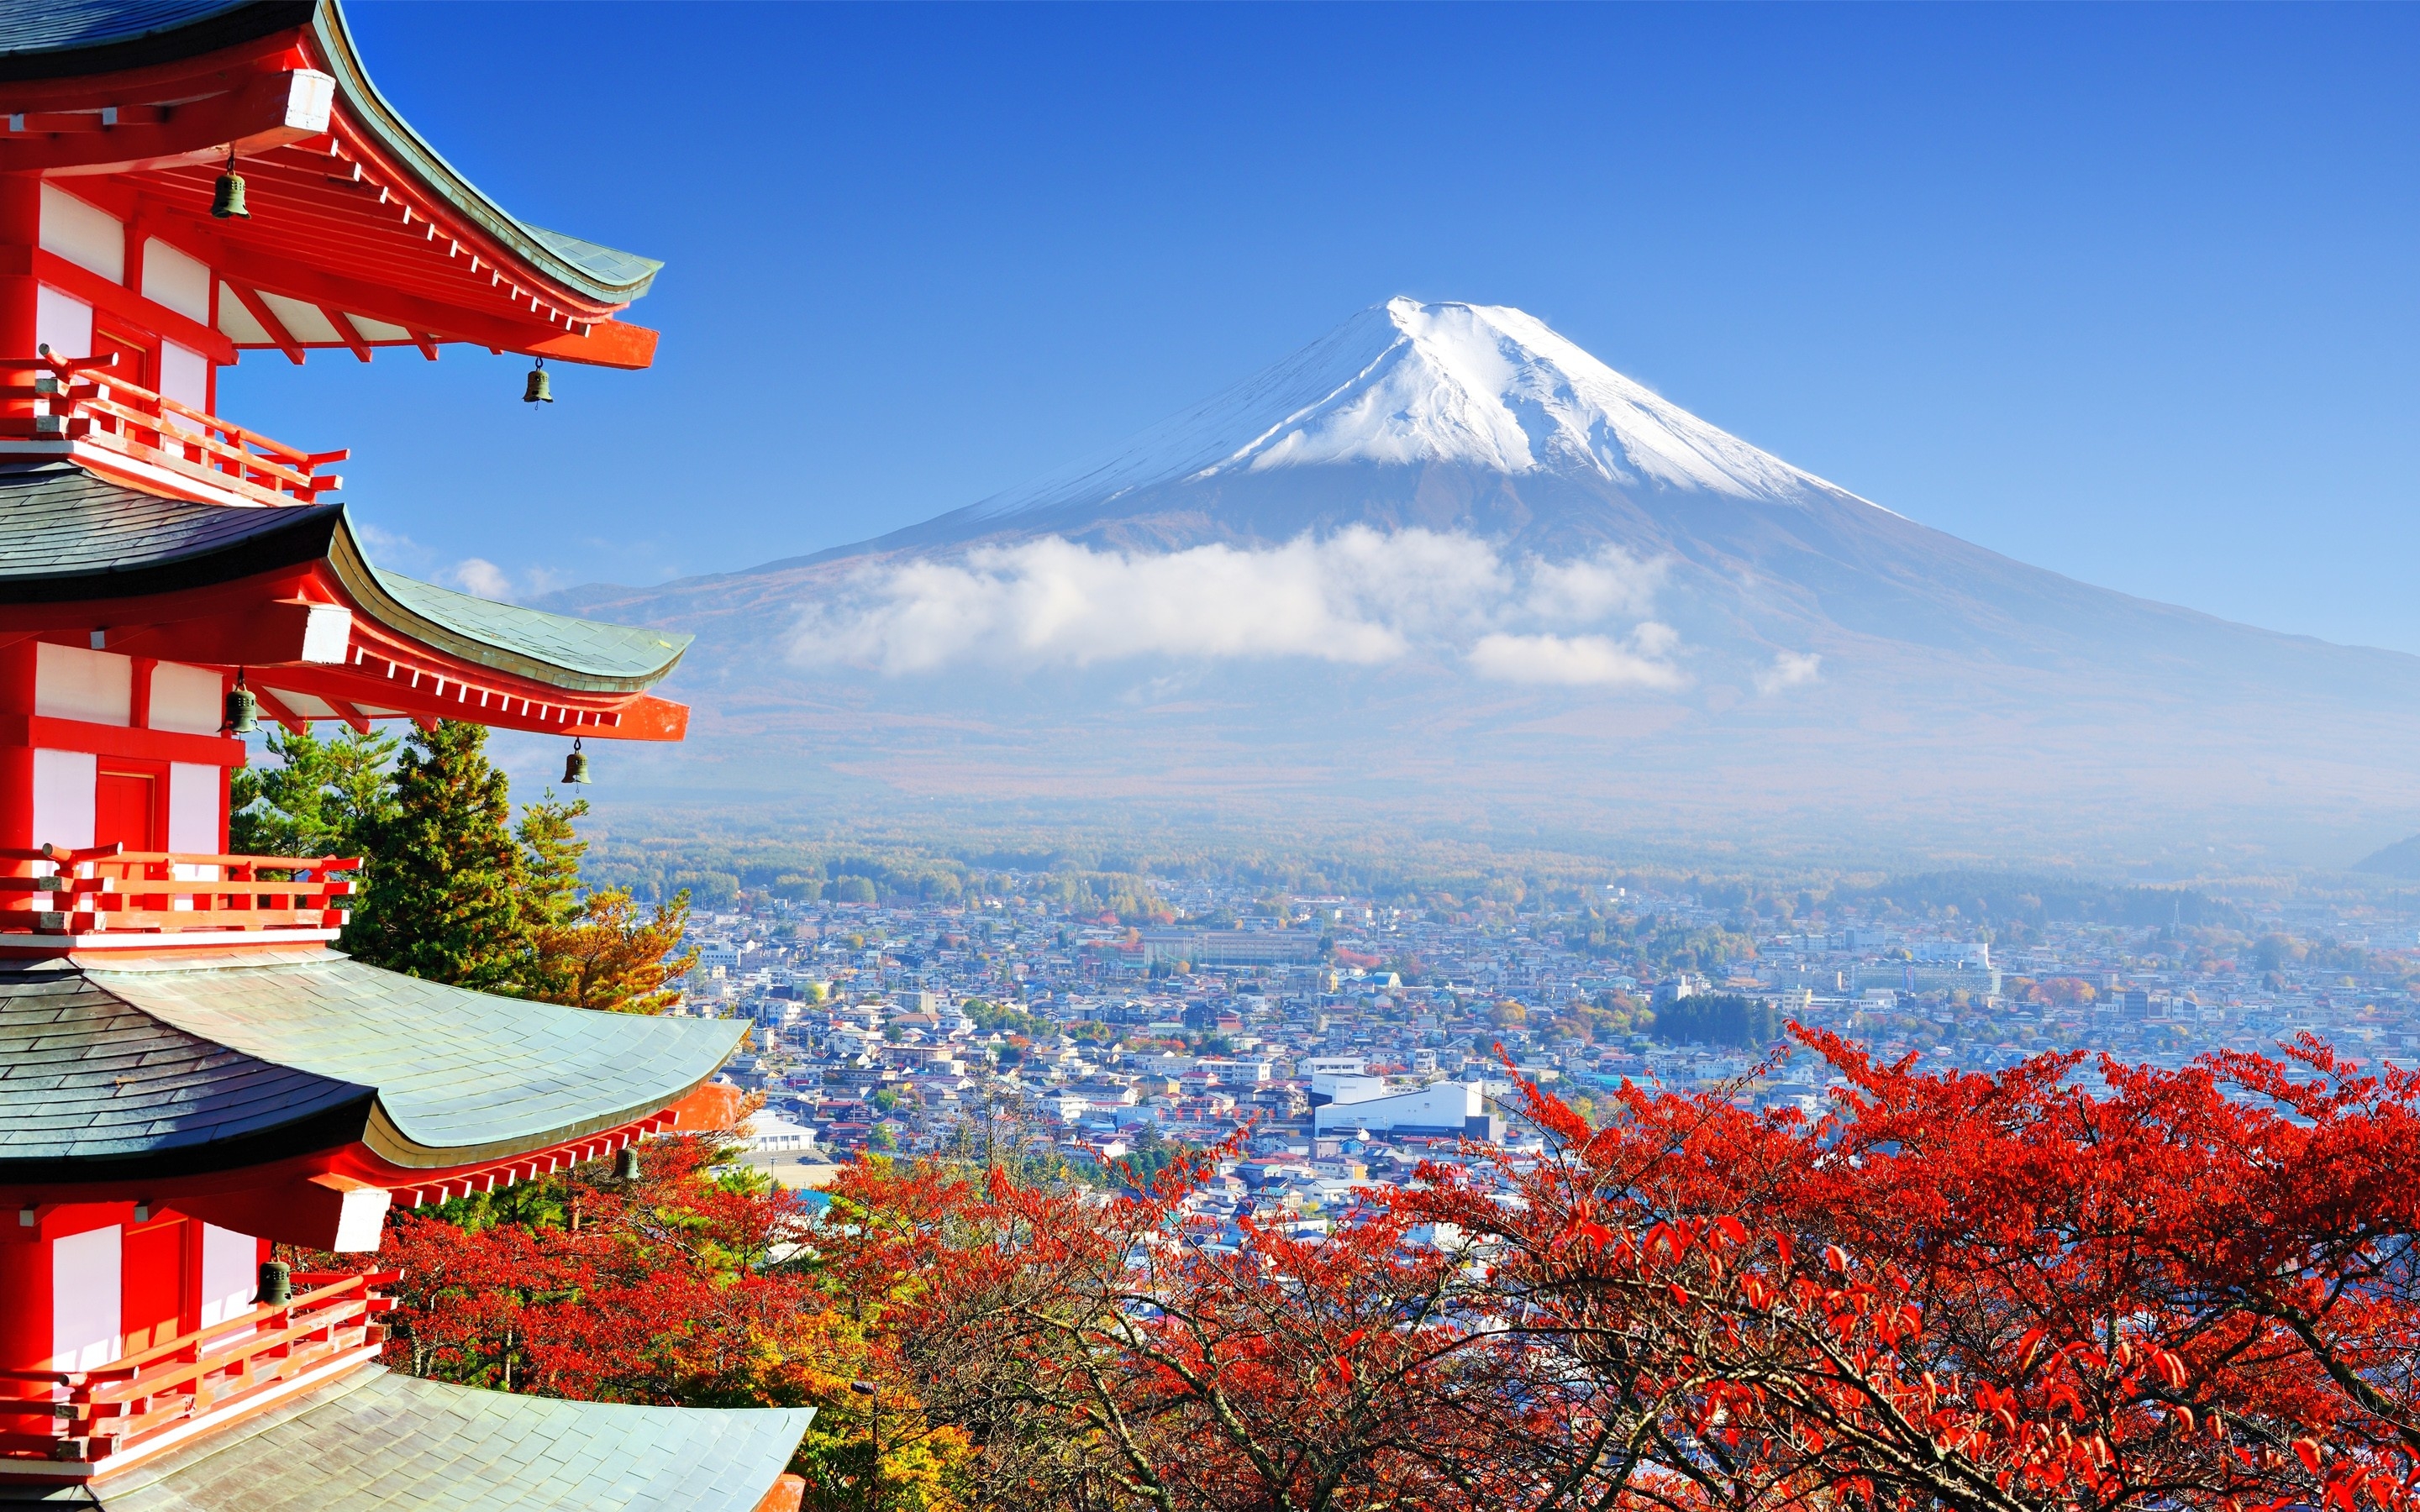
left=0, top=1271, right=392, bottom=1465
left=0, top=349, right=345, bottom=507
left=0, top=843, right=358, bottom=936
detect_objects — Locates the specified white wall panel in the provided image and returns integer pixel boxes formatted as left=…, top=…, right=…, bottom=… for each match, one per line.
left=156, top=341, right=208, bottom=411
left=149, top=662, right=221, bottom=735
left=35, top=643, right=131, bottom=726
left=52, top=1226, right=121, bottom=1370
left=168, top=763, right=219, bottom=854
left=39, top=184, right=122, bottom=283
left=31, top=749, right=96, bottom=851
left=198, top=1224, right=256, bottom=1327
left=34, top=285, right=91, bottom=360
left=140, top=239, right=210, bottom=323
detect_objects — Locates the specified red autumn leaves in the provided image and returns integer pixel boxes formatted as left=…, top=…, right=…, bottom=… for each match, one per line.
left=335, top=1026, right=2420, bottom=1512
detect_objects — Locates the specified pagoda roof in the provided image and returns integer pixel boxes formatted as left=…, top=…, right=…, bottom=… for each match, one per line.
left=0, top=465, right=693, bottom=732
left=0, top=0, right=662, bottom=365
left=0, top=951, right=746, bottom=1184
left=15, top=1365, right=811, bottom=1510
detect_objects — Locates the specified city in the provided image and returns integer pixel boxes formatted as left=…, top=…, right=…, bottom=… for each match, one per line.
left=683, top=874, right=2420, bottom=1211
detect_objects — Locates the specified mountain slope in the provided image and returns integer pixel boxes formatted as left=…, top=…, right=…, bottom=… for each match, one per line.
left=542, top=298, right=2420, bottom=863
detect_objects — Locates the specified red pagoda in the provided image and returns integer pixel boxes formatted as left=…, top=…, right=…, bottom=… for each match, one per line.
left=0, top=3, right=811, bottom=1507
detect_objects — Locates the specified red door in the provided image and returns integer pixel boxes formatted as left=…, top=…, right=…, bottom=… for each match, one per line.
left=95, top=771, right=156, bottom=853
left=121, top=1218, right=187, bottom=1354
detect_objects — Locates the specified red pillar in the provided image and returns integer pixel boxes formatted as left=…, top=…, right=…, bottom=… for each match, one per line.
left=0, top=1225, right=53, bottom=1394
left=0, top=174, right=36, bottom=350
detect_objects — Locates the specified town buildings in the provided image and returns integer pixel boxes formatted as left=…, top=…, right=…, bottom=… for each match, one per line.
left=697, top=872, right=2420, bottom=1232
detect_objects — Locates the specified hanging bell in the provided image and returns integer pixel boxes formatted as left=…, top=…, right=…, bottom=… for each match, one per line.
left=256, top=1259, right=291, bottom=1306
left=211, top=153, right=249, bottom=220
left=562, top=737, right=591, bottom=785
left=613, top=1145, right=641, bottom=1182
left=522, top=358, right=552, bottom=404
left=224, top=680, right=259, bottom=735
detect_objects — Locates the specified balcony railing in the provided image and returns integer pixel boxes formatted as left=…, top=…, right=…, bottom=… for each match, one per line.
left=0, top=843, right=359, bottom=937
left=0, top=349, right=345, bottom=507
left=0, top=1270, right=392, bottom=1467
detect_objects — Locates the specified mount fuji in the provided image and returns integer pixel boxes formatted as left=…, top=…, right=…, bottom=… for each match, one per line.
left=544, top=298, right=2420, bottom=863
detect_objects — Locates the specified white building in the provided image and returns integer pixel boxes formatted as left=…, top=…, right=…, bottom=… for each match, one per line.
left=745, top=1110, right=818, bottom=1155
left=1312, top=1079, right=1496, bottom=1140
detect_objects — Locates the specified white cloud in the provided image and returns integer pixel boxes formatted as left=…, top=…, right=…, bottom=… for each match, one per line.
left=443, top=558, right=517, bottom=601
left=794, top=527, right=1502, bottom=674
left=429, top=559, right=573, bottom=605
left=1467, top=627, right=1687, bottom=688
left=1754, top=650, right=1822, bottom=694
left=788, top=528, right=1688, bottom=684
left=1527, top=547, right=1665, bottom=622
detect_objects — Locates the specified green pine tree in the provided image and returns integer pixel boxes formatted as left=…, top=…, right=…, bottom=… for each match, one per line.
left=344, top=721, right=529, bottom=991
left=510, top=789, right=590, bottom=1001
left=229, top=725, right=400, bottom=860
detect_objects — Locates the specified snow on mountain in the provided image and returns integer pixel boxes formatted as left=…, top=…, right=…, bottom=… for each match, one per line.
left=970, top=297, right=1868, bottom=520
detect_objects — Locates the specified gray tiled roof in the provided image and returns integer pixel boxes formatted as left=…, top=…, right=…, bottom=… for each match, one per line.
left=371, top=571, right=692, bottom=685
left=0, top=953, right=745, bottom=1179
left=0, top=465, right=692, bottom=690
left=0, top=465, right=339, bottom=594
left=0, top=966, right=368, bottom=1173
left=0, top=0, right=265, bottom=60
left=84, top=1368, right=810, bottom=1512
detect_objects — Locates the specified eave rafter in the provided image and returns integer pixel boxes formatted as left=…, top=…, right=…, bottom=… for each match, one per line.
left=4, top=41, right=657, bottom=368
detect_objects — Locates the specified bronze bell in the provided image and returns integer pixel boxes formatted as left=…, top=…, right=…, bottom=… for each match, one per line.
left=613, top=1145, right=641, bottom=1182
left=523, top=358, right=552, bottom=403
left=562, top=737, right=591, bottom=785
left=212, top=154, right=249, bottom=220
left=224, top=681, right=258, bottom=735
left=256, top=1259, right=291, bottom=1306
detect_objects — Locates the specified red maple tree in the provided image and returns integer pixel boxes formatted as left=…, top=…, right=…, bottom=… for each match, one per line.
left=324, top=1032, right=2420, bottom=1512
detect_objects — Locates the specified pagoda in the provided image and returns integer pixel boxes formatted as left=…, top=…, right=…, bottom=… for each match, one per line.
left=0, top=3, right=812, bottom=1508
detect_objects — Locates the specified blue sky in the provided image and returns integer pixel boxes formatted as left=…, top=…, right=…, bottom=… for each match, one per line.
left=223, top=3, right=2420, bottom=651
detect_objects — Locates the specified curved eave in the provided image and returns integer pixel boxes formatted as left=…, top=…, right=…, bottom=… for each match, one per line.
left=302, top=0, right=661, bottom=311
left=0, top=953, right=751, bottom=1188
left=355, top=1053, right=734, bottom=1172
left=0, top=0, right=660, bottom=318
left=0, top=1088, right=377, bottom=1187
left=327, top=511, right=692, bottom=696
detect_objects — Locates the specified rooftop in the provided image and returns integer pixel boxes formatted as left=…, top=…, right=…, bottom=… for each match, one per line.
left=0, top=949, right=746, bottom=1183
left=4, top=1362, right=810, bottom=1509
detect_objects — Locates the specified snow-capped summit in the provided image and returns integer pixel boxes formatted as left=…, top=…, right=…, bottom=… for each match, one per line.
left=972, top=297, right=1858, bottom=520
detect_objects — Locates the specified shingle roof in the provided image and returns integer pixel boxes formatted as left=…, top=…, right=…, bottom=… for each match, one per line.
left=370, top=571, right=692, bottom=686
left=0, top=465, right=339, bottom=598
left=0, top=966, right=369, bottom=1176
left=0, top=0, right=288, bottom=66
left=0, top=953, right=745, bottom=1181
left=0, top=465, right=692, bottom=690
left=81, top=1367, right=811, bottom=1512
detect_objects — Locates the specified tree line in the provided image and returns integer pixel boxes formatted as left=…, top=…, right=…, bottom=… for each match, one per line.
left=235, top=721, right=694, bottom=1010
